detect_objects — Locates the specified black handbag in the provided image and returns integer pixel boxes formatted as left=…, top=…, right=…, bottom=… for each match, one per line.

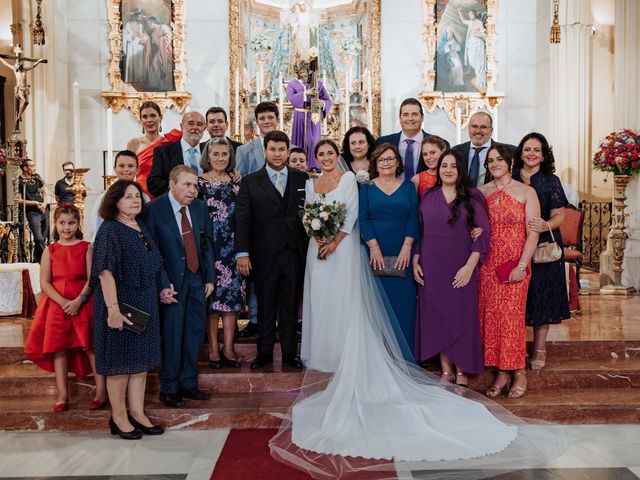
left=371, top=256, right=407, bottom=278
left=119, top=302, right=150, bottom=334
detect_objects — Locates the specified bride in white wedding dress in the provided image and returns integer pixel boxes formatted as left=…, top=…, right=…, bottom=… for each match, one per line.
left=270, top=140, right=565, bottom=479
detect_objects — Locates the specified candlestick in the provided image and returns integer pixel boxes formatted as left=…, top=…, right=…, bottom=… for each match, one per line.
left=73, top=81, right=81, bottom=167
left=107, top=107, right=114, bottom=175
left=279, top=72, right=284, bottom=131
left=234, top=68, right=240, bottom=136
left=256, top=64, right=263, bottom=104
left=455, top=106, right=462, bottom=145
left=322, top=69, right=327, bottom=133
left=344, top=69, right=351, bottom=132
left=493, top=107, right=499, bottom=141
left=367, top=71, right=373, bottom=132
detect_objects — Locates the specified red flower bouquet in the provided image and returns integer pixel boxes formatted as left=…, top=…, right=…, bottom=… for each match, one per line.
left=593, top=129, right=640, bottom=176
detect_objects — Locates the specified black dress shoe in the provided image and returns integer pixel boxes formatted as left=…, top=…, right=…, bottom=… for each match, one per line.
left=159, top=392, right=185, bottom=408
left=178, top=387, right=211, bottom=400
left=283, top=356, right=304, bottom=369
left=220, top=351, right=242, bottom=368
left=127, top=412, right=164, bottom=436
left=109, top=417, right=142, bottom=440
left=250, top=356, right=272, bottom=369
left=236, top=322, right=258, bottom=338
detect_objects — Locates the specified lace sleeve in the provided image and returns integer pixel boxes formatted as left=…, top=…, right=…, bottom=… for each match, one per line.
left=548, top=174, right=568, bottom=210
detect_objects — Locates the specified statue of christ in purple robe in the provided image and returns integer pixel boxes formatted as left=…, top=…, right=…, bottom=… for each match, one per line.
left=286, top=62, right=332, bottom=171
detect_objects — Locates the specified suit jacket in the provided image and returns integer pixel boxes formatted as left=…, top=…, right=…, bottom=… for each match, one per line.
left=235, top=167, right=308, bottom=286
left=235, top=138, right=265, bottom=176
left=144, top=193, right=215, bottom=290
left=452, top=139, right=516, bottom=185
left=375, top=130, right=450, bottom=175
left=147, top=140, right=188, bottom=197
left=200, top=136, right=242, bottom=155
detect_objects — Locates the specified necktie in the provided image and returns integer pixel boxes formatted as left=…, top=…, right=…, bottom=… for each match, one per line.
left=469, top=146, right=486, bottom=187
left=179, top=206, right=199, bottom=273
left=403, top=139, right=415, bottom=180
left=275, top=171, right=285, bottom=196
left=187, top=147, right=199, bottom=173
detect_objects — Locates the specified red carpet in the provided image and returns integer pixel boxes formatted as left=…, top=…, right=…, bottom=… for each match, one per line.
left=211, top=429, right=396, bottom=480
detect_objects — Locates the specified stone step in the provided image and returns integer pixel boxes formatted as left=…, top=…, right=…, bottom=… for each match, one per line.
left=3, top=357, right=640, bottom=398
left=1, top=387, right=639, bottom=432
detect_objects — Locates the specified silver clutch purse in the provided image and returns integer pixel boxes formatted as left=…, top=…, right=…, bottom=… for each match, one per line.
left=371, top=256, right=406, bottom=278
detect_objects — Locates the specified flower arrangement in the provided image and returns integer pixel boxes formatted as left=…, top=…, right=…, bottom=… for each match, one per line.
left=0, top=146, right=7, bottom=177
left=592, top=129, right=640, bottom=177
left=340, top=36, right=361, bottom=56
left=302, top=196, right=347, bottom=259
left=251, top=33, right=272, bottom=52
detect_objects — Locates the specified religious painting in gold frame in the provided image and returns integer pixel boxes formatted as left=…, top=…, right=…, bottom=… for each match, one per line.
left=101, top=0, right=191, bottom=119
left=228, top=0, right=382, bottom=143
left=419, top=0, right=503, bottom=127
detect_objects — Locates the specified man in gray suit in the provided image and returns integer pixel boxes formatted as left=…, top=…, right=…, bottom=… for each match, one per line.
left=234, top=101, right=280, bottom=338
left=236, top=102, right=280, bottom=176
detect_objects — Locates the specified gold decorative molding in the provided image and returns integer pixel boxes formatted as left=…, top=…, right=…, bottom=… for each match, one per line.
left=101, top=0, right=191, bottom=119
left=368, top=0, right=382, bottom=137
left=419, top=0, right=503, bottom=124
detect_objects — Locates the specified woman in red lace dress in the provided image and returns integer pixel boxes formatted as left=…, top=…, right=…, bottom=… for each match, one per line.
left=477, top=145, right=540, bottom=399
left=411, top=135, right=447, bottom=197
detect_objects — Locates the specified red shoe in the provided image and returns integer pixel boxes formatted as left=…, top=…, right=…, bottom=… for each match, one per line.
left=89, top=399, right=108, bottom=410
left=53, top=402, right=69, bottom=412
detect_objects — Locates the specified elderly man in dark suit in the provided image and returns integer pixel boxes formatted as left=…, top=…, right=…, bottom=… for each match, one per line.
left=452, top=111, right=516, bottom=187
left=147, top=111, right=206, bottom=197
left=375, top=97, right=449, bottom=180
left=235, top=130, right=308, bottom=370
left=200, top=107, right=242, bottom=154
left=145, top=165, right=215, bottom=408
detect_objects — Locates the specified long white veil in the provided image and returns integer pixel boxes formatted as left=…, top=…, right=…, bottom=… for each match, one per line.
left=269, top=244, right=569, bottom=479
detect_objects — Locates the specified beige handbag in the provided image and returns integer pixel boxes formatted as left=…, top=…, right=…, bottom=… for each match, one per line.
left=533, top=223, right=562, bottom=264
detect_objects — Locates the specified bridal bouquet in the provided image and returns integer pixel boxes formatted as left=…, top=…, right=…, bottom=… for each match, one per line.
left=302, top=196, right=347, bottom=260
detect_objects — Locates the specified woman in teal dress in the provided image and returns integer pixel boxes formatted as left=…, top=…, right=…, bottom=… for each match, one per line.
left=359, top=143, right=420, bottom=351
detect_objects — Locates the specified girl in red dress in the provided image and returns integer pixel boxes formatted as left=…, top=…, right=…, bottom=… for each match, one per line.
left=412, top=135, right=447, bottom=197
left=24, top=205, right=107, bottom=411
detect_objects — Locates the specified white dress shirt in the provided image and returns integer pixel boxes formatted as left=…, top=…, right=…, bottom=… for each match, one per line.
left=181, top=138, right=203, bottom=175
left=468, top=138, right=492, bottom=187
left=399, top=130, right=424, bottom=176
left=168, top=191, right=192, bottom=234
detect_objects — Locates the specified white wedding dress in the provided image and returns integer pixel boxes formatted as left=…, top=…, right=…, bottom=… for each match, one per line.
left=271, top=172, right=564, bottom=479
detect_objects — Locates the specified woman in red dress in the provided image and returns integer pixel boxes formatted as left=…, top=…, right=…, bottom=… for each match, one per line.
left=24, top=205, right=107, bottom=411
left=126, top=100, right=182, bottom=197
left=412, top=135, right=447, bottom=197
left=477, top=145, right=540, bottom=398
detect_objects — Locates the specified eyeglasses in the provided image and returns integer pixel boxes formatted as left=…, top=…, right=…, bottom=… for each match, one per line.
left=138, top=232, right=152, bottom=252
left=377, top=156, right=397, bottom=164
left=469, top=124, right=491, bottom=131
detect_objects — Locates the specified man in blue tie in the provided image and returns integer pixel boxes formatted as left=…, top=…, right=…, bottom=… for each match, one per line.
left=147, top=111, right=206, bottom=197
left=375, top=98, right=449, bottom=180
left=452, top=111, right=515, bottom=187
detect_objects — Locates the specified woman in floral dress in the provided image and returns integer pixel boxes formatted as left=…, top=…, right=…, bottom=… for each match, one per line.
left=198, top=138, right=246, bottom=368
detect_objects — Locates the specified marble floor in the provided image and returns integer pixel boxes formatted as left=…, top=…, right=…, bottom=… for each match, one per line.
left=1, top=425, right=640, bottom=479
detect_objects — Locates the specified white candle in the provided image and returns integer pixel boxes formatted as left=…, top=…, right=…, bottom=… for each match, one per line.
left=367, top=71, right=373, bottom=132
left=279, top=72, right=284, bottom=131
left=72, top=81, right=81, bottom=167
left=493, top=107, right=499, bottom=141
left=455, top=106, right=462, bottom=145
left=234, top=68, right=240, bottom=136
left=344, top=69, right=351, bottom=132
left=322, top=69, right=327, bottom=133
left=256, top=64, right=263, bottom=104
left=107, top=107, right=114, bottom=175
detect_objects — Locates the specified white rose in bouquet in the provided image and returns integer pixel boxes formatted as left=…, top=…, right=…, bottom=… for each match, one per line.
left=311, top=218, right=322, bottom=231
left=355, top=169, right=370, bottom=184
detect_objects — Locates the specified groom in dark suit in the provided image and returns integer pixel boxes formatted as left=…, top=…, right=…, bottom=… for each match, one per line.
left=147, top=111, right=206, bottom=197
left=375, top=98, right=449, bottom=180
left=145, top=165, right=215, bottom=407
left=235, top=130, right=308, bottom=370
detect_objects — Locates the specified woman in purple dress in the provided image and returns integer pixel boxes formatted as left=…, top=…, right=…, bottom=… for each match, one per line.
left=412, top=149, right=490, bottom=386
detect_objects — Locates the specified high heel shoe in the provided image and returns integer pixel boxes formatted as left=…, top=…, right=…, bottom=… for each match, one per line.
left=109, top=417, right=142, bottom=440
left=208, top=357, right=223, bottom=369
left=455, top=372, right=469, bottom=387
left=440, top=371, right=455, bottom=382
left=507, top=371, right=527, bottom=399
left=127, top=412, right=164, bottom=435
left=89, top=399, right=108, bottom=410
left=485, top=370, right=510, bottom=398
left=530, top=349, right=546, bottom=370
left=220, top=350, right=241, bottom=368
left=53, top=402, right=69, bottom=412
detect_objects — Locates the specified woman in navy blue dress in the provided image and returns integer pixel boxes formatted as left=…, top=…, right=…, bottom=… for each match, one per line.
left=93, top=180, right=169, bottom=439
left=513, top=132, right=570, bottom=371
left=359, top=143, right=420, bottom=352
left=198, top=138, right=245, bottom=369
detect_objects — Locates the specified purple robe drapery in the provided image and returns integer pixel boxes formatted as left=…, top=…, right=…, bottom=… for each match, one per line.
left=286, top=79, right=332, bottom=171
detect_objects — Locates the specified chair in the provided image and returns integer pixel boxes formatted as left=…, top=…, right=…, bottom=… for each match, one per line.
left=559, top=205, right=585, bottom=312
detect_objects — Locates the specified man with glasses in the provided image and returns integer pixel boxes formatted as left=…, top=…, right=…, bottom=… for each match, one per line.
left=54, top=161, right=83, bottom=205
left=375, top=98, right=449, bottom=181
left=452, top=112, right=514, bottom=187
